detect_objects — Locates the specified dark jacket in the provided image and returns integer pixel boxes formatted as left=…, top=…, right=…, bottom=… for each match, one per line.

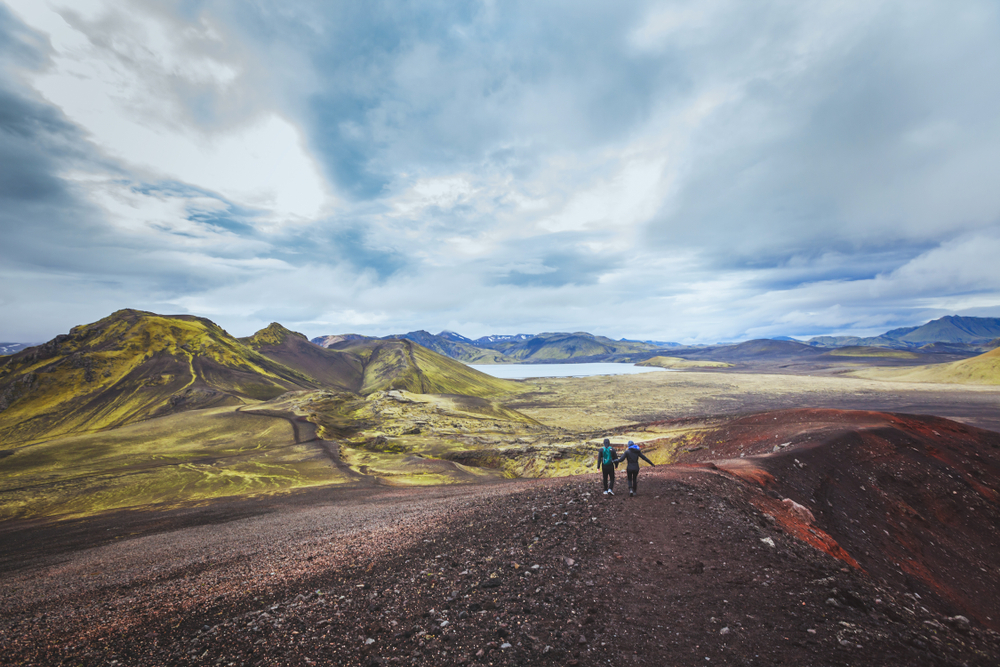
left=616, top=446, right=654, bottom=472
left=596, top=445, right=618, bottom=469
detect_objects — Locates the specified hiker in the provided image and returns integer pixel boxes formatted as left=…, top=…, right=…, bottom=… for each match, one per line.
left=596, top=438, right=618, bottom=496
left=616, top=440, right=655, bottom=497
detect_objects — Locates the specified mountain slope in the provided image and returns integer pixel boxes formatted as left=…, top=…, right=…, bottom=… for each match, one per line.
left=674, top=338, right=822, bottom=362
left=896, top=315, right=1000, bottom=344
left=242, top=323, right=365, bottom=392
left=0, top=310, right=320, bottom=446
left=327, top=338, right=519, bottom=396
left=669, top=408, right=1000, bottom=631
left=810, top=315, right=1000, bottom=348
left=851, top=345, right=1000, bottom=385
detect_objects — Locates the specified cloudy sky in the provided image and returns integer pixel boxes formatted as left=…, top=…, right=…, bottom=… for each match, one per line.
left=2, top=0, right=999, bottom=345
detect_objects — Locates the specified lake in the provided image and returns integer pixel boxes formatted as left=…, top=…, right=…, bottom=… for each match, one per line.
left=466, top=362, right=673, bottom=379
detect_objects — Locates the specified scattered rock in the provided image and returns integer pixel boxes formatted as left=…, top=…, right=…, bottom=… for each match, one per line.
left=781, top=498, right=815, bottom=525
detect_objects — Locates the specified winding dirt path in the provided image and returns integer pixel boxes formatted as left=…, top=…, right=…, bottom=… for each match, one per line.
left=237, top=406, right=371, bottom=483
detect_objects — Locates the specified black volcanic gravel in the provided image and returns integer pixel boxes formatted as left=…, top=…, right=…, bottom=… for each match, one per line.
left=2, top=471, right=1000, bottom=666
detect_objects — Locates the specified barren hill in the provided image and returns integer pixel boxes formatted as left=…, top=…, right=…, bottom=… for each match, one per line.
left=242, top=322, right=365, bottom=392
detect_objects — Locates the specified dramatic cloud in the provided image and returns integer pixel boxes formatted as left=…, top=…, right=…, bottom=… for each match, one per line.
left=2, top=0, right=999, bottom=343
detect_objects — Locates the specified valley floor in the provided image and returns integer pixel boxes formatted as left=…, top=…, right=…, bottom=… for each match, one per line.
left=511, top=369, right=1000, bottom=433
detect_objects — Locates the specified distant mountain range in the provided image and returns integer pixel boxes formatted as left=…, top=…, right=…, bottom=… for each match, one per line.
left=0, top=343, right=30, bottom=355
left=806, top=315, right=1000, bottom=348
left=311, top=330, right=666, bottom=364
left=307, top=315, right=1000, bottom=365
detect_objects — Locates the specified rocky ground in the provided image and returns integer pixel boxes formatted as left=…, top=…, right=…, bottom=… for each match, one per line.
left=1, top=474, right=998, bottom=665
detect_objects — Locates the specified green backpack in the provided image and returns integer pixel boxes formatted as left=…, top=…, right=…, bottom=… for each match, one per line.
left=601, top=446, right=615, bottom=466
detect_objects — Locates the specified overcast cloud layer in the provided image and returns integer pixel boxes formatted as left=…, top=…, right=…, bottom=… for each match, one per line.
left=2, top=0, right=1000, bottom=344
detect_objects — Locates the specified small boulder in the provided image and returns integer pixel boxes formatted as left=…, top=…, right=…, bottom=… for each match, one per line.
left=781, top=498, right=815, bottom=525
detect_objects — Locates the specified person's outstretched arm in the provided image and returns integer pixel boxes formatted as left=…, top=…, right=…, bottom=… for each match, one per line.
left=640, top=452, right=655, bottom=466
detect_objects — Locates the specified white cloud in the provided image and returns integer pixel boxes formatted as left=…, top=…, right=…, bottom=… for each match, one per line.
left=3, top=0, right=1000, bottom=345
left=7, top=0, right=329, bottom=221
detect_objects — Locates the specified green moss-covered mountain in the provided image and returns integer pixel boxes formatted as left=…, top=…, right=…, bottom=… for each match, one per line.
left=0, top=310, right=324, bottom=445
left=323, top=337, right=519, bottom=395
left=0, top=311, right=517, bottom=447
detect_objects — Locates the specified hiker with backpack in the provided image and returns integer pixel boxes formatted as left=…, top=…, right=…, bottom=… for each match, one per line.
left=596, top=438, right=619, bottom=496
left=616, top=440, right=655, bottom=497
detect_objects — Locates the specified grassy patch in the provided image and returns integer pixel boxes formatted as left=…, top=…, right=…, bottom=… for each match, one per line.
left=637, top=356, right=733, bottom=369
left=0, top=406, right=349, bottom=521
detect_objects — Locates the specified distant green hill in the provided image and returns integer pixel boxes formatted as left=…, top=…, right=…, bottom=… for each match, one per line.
left=852, top=346, right=1000, bottom=385
left=326, top=337, right=519, bottom=396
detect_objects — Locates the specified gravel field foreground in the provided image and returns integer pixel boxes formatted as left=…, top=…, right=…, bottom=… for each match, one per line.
left=3, top=465, right=1000, bottom=667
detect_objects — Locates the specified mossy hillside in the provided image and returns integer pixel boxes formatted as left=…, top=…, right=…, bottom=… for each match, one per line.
left=303, top=388, right=551, bottom=483
left=638, top=356, right=733, bottom=369
left=850, top=346, right=1000, bottom=385
left=332, top=339, right=521, bottom=397
left=0, top=405, right=350, bottom=521
left=301, top=387, right=678, bottom=483
left=0, top=310, right=320, bottom=446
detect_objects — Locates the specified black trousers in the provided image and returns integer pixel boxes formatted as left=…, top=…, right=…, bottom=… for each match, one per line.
left=627, top=470, right=638, bottom=493
left=601, top=464, right=616, bottom=491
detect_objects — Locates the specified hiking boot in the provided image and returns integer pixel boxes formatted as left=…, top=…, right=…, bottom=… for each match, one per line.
left=603, top=489, right=608, bottom=495
left=607, top=489, right=614, bottom=496
left=630, top=491, right=635, bottom=497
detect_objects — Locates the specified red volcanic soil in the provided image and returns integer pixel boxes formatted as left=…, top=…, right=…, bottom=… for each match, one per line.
left=668, top=409, right=1000, bottom=633
left=3, top=410, right=1000, bottom=666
